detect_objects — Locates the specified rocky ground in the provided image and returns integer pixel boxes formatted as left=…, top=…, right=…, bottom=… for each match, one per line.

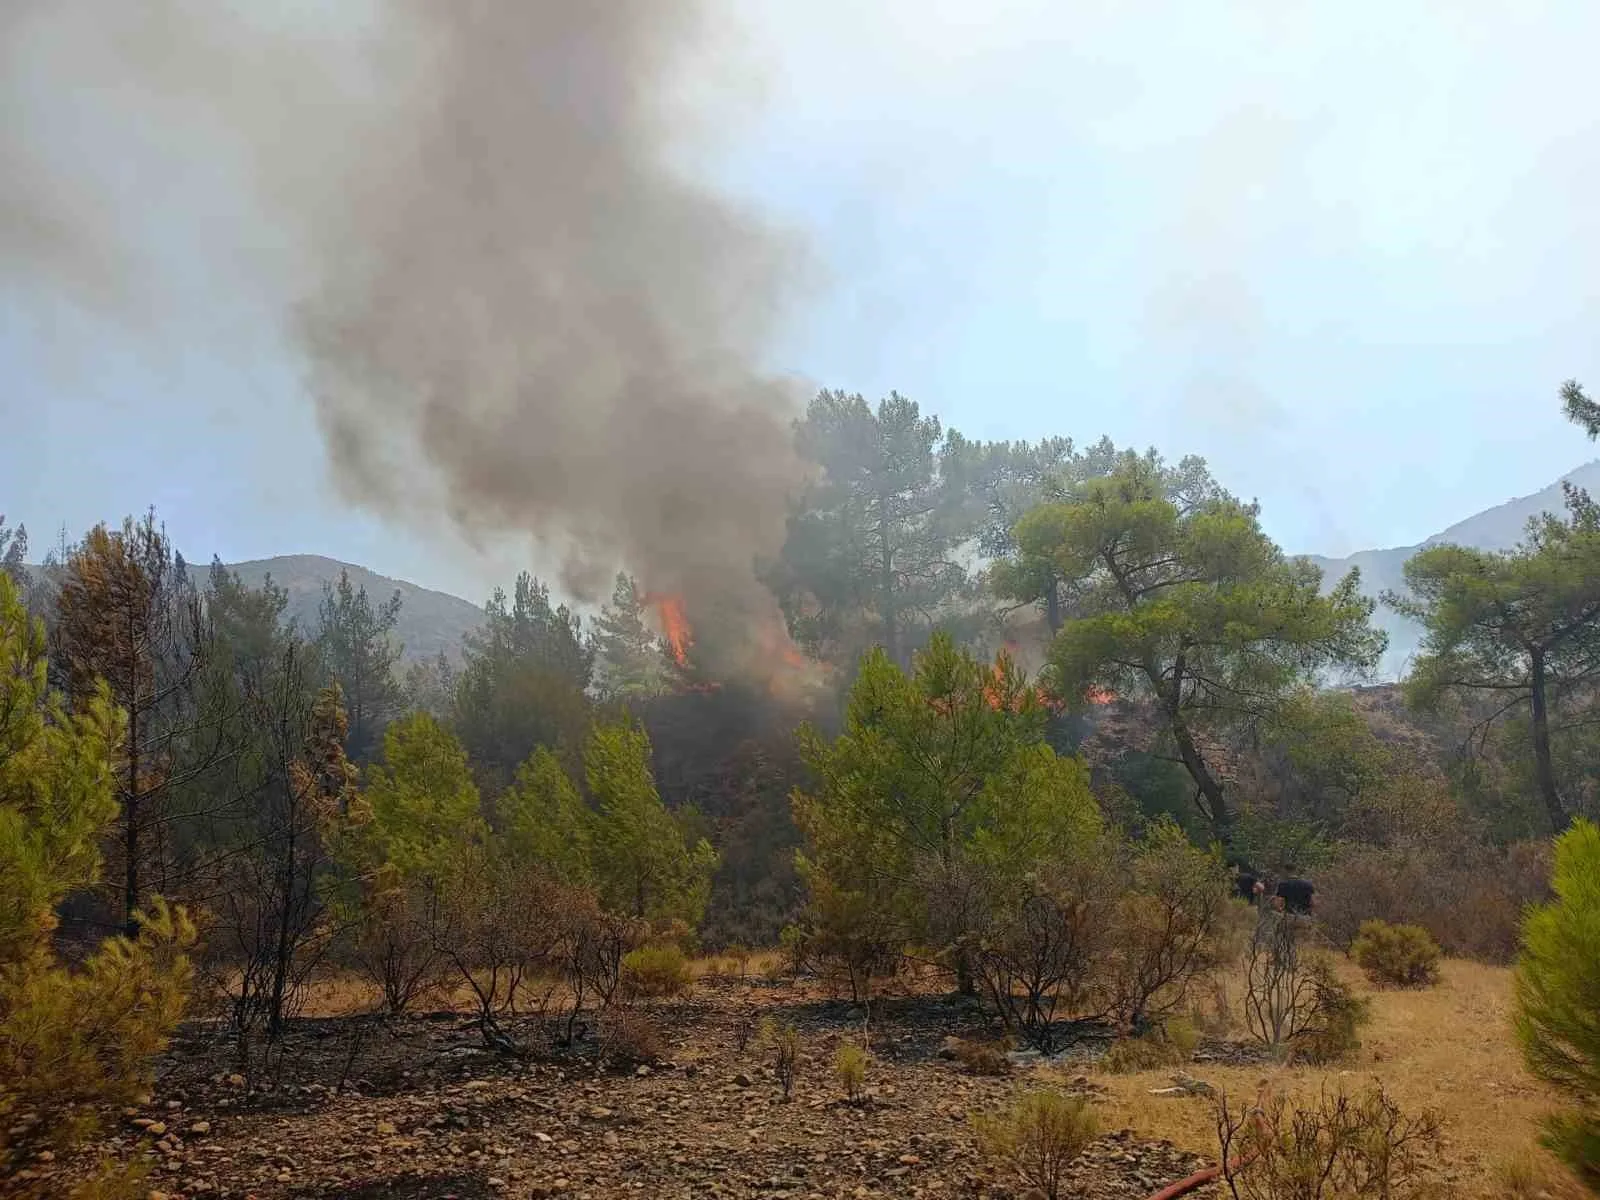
left=43, top=980, right=1226, bottom=1200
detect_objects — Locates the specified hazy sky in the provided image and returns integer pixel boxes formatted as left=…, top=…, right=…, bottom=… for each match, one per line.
left=4, top=0, right=1599, bottom=604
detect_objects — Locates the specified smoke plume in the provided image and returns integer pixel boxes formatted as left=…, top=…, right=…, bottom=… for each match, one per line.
left=2, top=1, right=813, bottom=675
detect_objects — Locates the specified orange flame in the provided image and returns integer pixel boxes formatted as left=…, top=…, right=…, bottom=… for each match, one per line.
left=1086, top=686, right=1116, bottom=706
left=643, top=592, right=692, bottom=667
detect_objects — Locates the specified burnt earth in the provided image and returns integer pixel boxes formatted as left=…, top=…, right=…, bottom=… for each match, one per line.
left=46, top=983, right=1216, bottom=1199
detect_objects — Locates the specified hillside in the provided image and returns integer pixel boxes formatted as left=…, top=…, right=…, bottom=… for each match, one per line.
left=1303, top=458, right=1600, bottom=677
left=218, top=555, right=484, bottom=665
left=19, top=553, right=485, bottom=666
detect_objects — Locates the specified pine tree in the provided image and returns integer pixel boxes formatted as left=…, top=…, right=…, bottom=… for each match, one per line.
left=587, top=717, right=717, bottom=926
left=500, top=745, right=593, bottom=885
left=592, top=574, right=666, bottom=700
left=0, top=572, right=196, bottom=1196
left=52, top=511, right=215, bottom=936
left=1515, top=817, right=1600, bottom=1189
left=1024, top=457, right=1384, bottom=842
left=315, top=569, right=403, bottom=762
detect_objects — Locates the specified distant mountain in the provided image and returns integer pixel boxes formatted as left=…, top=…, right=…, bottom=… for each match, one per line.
left=1303, top=459, right=1600, bottom=679
left=23, top=553, right=485, bottom=666
left=215, top=555, right=484, bottom=665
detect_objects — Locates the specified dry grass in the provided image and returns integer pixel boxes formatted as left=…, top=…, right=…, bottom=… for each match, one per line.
left=1074, top=958, right=1584, bottom=1199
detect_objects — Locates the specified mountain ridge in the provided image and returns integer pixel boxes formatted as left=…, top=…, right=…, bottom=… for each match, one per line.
left=24, top=460, right=1599, bottom=676
left=1301, top=458, right=1600, bottom=677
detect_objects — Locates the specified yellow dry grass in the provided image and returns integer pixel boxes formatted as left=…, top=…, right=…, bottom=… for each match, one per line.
left=1073, top=958, right=1586, bottom=1198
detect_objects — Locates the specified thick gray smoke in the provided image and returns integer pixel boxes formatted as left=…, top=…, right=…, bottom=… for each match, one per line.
left=2, top=1, right=813, bottom=675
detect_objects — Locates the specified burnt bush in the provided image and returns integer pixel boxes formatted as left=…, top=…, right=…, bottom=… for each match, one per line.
left=1217, top=1080, right=1443, bottom=1199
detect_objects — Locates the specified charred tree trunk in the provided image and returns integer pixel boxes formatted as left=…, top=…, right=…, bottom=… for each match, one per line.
left=1044, top=575, right=1062, bottom=635
left=124, top=692, right=141, bottom=939
left=878, top=499, right=900, bottom=668
left=1529, top=649, right=1566, bottom=834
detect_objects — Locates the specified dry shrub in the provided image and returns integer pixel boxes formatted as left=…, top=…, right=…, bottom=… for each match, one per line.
left=1350, top=920, right=1441, bottom=988
left=599, top=1006, right=662, bottom=1066
left=1493, top=1148, right=1590, bottom=1200
left=1217, top=1080, right=1443, bottom=1199
left=1101, top=821, right=1233, bottom=1030
left=972, top=1090, right=1099, bottom=1200
left=1191, top=977, right=1234, bottom=1038
left=1317, top=837, right=1550, bottom=963
left=620, top=944, right=693, bottom=999
left=761, top=1018, right=801, bottom=1100
left=1244, top=910, right=1369, bottom=1064
left=952, top=1036, right=1014, bottom=1076
left=834, top=1041, right=868, bottom=1103
left=971, top=853, right=1119, bottom=1054
left=1100, top=1017, right=1199, bottom=1074
left=347, top=876, right=448, bottom=1017
left=1288, top=967, right=1370, bottom=1066
left=732, top=1005, right=756, bottom=1053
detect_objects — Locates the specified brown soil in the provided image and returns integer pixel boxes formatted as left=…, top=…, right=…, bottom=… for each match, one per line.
left=48, top=978, right=1210, bottom=1200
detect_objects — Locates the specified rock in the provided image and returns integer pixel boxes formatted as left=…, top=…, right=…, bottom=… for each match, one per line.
left=734, top=1073, right=753, bottom=1087
left=375, top=1120, right=397, bottom=1136
left=225, top=1075, right=245, bottom=1089
left=188, top=1121, right=211, bottom=1135
left=146, top=1122, right=168, bottom=1136
left=635, top=1065, right=651, bottom=1077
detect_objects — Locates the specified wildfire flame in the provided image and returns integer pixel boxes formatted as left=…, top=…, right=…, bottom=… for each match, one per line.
left=643, top=592, right=692, bottom=667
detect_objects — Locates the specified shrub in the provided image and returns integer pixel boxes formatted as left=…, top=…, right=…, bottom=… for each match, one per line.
left=1101, top=1018, right=1199, bottom=1074
left=972, top=851, right=1120, bottom=1053
left=778, top=924, right=809, bottom=977
left=1350, top=920, right=1441, bottom=988
left=952, top=1036, right=1013, bottom=1076
left=762, top=1018, right=801, bottom=1101
left=1216, top=1080, right=1442, bottom=1199
left=834, top=1042, right=868, bottom=1103
left=621, top=944, right=693, bottom=999
left=1515, top=817, right=1600, bottom=1191
left=1289, top=963, right=1370, bottom=1066
left=1317, top=837, right=1551, bottom=964
left=732, top=1005, right=756, bottom=1053
left=347, top=874, right=448, bottom=1017
left=972, top=1090, right=1099, bottom=1200
left=1191, top=977, right=1234, bottom=1039
left=1243, top=909, right=1367, bottom=1063
left=1493, top=1148, right=1590, bottom=1200
left=1101, top=820, right=1232, bottom=1030
left=599, top=1006, right=663, bottom=1066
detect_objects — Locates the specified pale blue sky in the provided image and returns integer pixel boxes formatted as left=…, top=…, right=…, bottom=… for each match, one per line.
left=4, top=1, right=1599, bottom=604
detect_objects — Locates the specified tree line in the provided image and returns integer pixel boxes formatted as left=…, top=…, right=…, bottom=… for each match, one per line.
left=6, top=378, right=1600, bottom=1192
